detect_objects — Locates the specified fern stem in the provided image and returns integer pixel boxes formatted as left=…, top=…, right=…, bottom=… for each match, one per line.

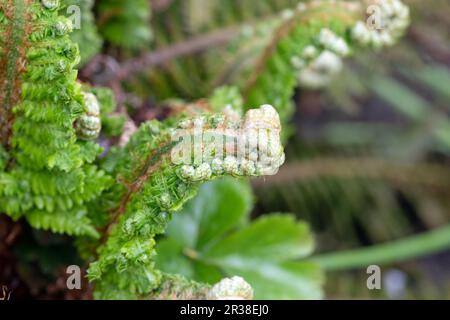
left=118, top=25, right=239, bottom=81
left=312, top=224, right=450, bottom=271
left=0, top=0, right=28, bottom=148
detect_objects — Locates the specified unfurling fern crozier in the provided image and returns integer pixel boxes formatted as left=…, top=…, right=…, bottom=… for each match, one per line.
left=88, top=104, right=285, bottom=299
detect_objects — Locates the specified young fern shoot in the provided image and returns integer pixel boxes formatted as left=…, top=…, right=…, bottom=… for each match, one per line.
left=88, top=100, right=285, bottom=299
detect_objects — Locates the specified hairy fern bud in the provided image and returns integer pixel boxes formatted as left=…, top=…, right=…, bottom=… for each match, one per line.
left=75, top=92, right=101, bottom=141
left=298, top=50, right=343, bottom=89
left=207, top=276, right=254, bottom=300
left=41, top=0, right=59, bottom=10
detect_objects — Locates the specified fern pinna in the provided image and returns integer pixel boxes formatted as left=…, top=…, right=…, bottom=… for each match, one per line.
left=61, top=0, right=102, bottom=66
left=0, top=0, right=410, bottom=299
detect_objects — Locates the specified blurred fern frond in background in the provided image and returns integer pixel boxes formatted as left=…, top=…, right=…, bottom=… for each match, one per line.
left=248, top=0, right=450, bottom=299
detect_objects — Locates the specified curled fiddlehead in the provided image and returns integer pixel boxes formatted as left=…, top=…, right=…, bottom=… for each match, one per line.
left=87, top=101, right=285, bottom=299
left=74, top=91, right=101, bottom=141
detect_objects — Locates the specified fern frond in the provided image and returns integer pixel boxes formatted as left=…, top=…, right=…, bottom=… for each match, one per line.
left=243, top=0, right=410, bottom=129
left=97, top=0, right=152, bottom=50
left=0, top=0, right=112, bottom=236
left=142, top=0, right=303, bottom=101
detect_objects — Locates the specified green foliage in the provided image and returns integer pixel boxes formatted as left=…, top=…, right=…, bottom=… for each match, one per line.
left=209, top=86, right=243, bottom=114
left=244, top=20, right=346, bottom=124
left=145, top=0, right=410, bottom=140
left=0, top=0, right=112, bottom=236
left=313, top=224, right=450, bottom=271
left=370, top=73, right=450, bottom=153
left=252, top=0, right=449, bottom=265
left=0, top=0, right=414, bottom=300
left=156, top=178, right=323, bottom=299
left=88, top=102, right=285, bottom=299
left=405, top=64, right=450, bottom=103
left=89, top=86, right=126, bottom=138
left=61, top=0, right=102, bottom=65
left=0, top=145, right=8, bottom=171
left=146, top=0, right=298, bottom=100
left=97, top=0, right=152, bottom=50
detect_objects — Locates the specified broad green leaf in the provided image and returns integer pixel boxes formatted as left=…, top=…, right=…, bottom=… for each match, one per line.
left=202, top=214, right=314, bottom=262
left=156, top=238, right=225, bottom=285
left=158, top=180, right=323, bottom=299
left=192, top=261, right=224, bottom=284
left=224, top=261, right=324, bottom=300
left=155, top=238, right=194, bottom=279
left=167, top=178, right=253, bottom=249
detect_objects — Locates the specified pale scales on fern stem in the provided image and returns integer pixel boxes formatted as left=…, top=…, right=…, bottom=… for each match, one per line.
left=240, top=0, right=410, bottom=132
left=153, top=275, right=254, bottom=300
left=290, top=0, right=410, bottom=89
left=207, top=276, right=254, bottom=300
left=175, top=104, right=285, bottom=181
left=352, top=0, right=410, bottom=48
left=41, top=0, right=59, bottom=10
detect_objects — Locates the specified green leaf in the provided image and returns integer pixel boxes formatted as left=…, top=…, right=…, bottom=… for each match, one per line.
left=223, top=261, right=323, bottom=300
left=191, top=261, right=224, bottom=284
left=167, top=177, right=253, bottom=249
left=203, top=214, right=314, bottom=262
left=158, top=181, right=323, bottom=299
left=155, top=238, right=194, bottom=279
